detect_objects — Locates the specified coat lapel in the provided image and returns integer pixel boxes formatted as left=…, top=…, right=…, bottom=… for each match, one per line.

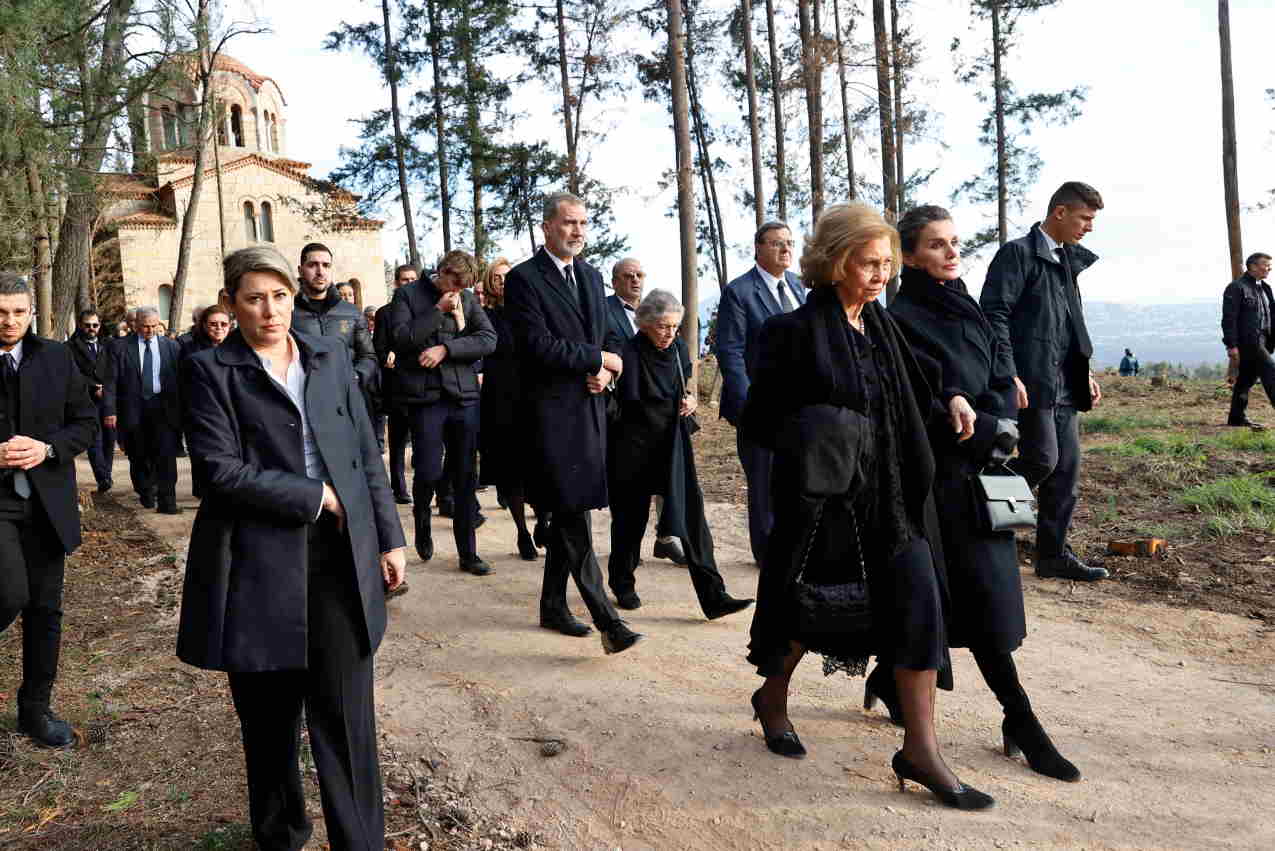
left=752, top=267, right=781, bottom=317
left=534, top=248, right=587, bottom=326
left=126, top=334, right=143, bottom=383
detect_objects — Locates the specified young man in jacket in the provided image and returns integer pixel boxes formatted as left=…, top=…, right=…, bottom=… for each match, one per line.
left=1222, top=252, right=1275, bottom=429
left=293, top=243, right=378, bottom=390
left=981, top=181, right=1108, bottom=582
left=388, top=250, right=497, bottom=576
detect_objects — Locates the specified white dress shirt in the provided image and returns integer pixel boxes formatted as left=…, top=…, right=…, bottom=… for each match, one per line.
left=756, top=264, right=793, bottom=312
left=137, top=335, right=162, bottom=395
left=541, top=247, right=604, bottom=371
left=256, top=337, right=329, bottom=520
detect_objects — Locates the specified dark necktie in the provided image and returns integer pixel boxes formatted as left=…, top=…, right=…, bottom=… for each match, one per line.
left=776, top=280, right=793, bottom=312
left=1, top=352, right=15, bottom=386
left=2, top=353, right=30, bottom=499
left=142, top=339, right=155, bottom=399
left=89, top=341, right=97, bottom=358
left=563, top=263, right=580, bottom=306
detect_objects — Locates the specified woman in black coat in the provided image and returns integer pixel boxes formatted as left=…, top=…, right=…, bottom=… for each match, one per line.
left=742, top=203, right=992, bottom=810
left=882, top=205, right=1080, bottom=782
left=605, top=289, right=752, bottom=619
left=478, top=257, right=538, bottom=560
left=179, top=245, right=406, bottom=850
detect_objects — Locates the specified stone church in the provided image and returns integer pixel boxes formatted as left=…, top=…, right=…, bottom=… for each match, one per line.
left=96, top=53, right=385, bottom=326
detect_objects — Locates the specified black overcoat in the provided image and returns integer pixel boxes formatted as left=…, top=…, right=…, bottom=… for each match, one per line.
left=889, top=268, right=1026, bottom=652
left=176, top=330, right=405, bottom=673
left=478, top=304, right=524, bottom=487
left=67, top=331, right=114, bottom=389
left=9, top=334, right=98, bottom=554
left=1221, top=273, right=1275, bottom=352
left=103, top=333, right=183, bottom=432
left=504, top=248, right=611, bottom=513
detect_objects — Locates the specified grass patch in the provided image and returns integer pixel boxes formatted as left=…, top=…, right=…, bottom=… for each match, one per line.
left=1091, top=434, right=1208, bottom=459
left=1181, top=472, right=1275, bottom=536
left=1216, top=429, right=1275, bottom=453
left=1080, top=412, right=1170, bottom=435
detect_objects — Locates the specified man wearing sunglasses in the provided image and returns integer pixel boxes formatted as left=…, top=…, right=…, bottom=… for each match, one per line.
left=68, top=310, right=116, bottom=493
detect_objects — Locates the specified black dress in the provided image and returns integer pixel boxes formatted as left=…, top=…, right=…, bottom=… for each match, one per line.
left=478, top=304, right=524, bottom=489
left=888, top=266, right=1026, bottom=652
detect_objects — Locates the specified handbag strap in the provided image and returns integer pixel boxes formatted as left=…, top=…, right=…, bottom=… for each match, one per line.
left=793, top=500, right=868, bottom=584
left=675, top=346, right=689, bottom=398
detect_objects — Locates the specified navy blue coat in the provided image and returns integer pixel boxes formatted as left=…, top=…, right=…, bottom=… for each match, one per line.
left=103, top=333, right=182, bottom=432
left=715, top=265, right=805, bottom=424
left=603, top=293, right=637, bottom=352
left=176, top=330, right=405, bottom=672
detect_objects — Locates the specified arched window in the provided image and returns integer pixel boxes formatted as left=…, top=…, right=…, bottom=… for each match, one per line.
left=161, top=107, right=178, bottom=149
left=251, top=107, right=261, bottom=150
left=259, top=201, right=275, bottom=242
left=270, top=114, right=280, bottom=153
left=230, top=104, right=244, bottom=147
left=177, top=104, right=192, bottom=146
left=243, top=201, right=258, bottom=242
left=216, top=111, right=227, bottom=146
left=158, top=285, right=173, bottom=325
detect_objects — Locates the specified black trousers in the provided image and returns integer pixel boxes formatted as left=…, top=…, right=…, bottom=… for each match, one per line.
left=386, top=410, right=410, bottom=497
left=736, top=430, right=773, bottom=564
left=125, top=399, right=179, bottom=505
left=86, top=398, right=116, bottom=487
left=1015, top=405, right=1080, bottom=558
left=407, top=400, right=479, bottom=561
left=226, top=519, right=383, bottom=851
left=0, top=499, right=66, bottom=710
left=607, top=489, right=726, bottom=612
left=541, top=511, right=620, bottom=629
left=1229, top=343, right=1275, bottom=423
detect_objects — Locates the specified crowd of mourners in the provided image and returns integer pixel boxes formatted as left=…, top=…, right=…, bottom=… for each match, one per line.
left=9, top=179, right=1275, bottom=847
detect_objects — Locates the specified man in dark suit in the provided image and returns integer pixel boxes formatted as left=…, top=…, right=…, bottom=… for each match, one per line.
left=0, top=273, right=99, bottom=747
left=104, top=306, right=183, bottom=514
left=374, top=263, right=419, bottom=503
left=68, top=309, right=115, bottom=493
left=1223, top=252, right=1275, bottom=429
left=505, top=192, right=643, bottom=654
left=715, top=221, right=805, bottom=566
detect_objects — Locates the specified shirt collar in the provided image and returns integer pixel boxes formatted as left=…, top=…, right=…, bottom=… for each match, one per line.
left=543, top=247, right=575, bottom=279
left=1039, top=227, right=1063, bottom=261
left=755, top=263, right=782, bottom=290
left=2, top=338, right=23, bottom=367
left=255, top=335, right=302, bottom=375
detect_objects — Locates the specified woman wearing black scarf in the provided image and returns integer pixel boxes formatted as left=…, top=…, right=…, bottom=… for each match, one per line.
left=606, top=290, right=753, bottom=620
left=881, top=205, right=1080, bottom=783
left=741, top=203, right=992, bottom=810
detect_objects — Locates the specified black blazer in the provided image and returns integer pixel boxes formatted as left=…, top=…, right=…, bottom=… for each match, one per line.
left=504, top=247, right=611, bottom=513
left=67, top=331, right=114, bottom=391
left=103, top=334, right=182, bottom=431
left=603, top=294, right=637, bottom=352
left=176, top=330, right=405, bottom=672
left=7, top=334, right=98, bottom=554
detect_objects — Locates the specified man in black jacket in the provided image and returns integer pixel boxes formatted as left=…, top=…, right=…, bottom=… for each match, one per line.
left=375, top=264, right=418, bottom=502
left=1222, top=252, right=1275, bottom=429
left=388, top=250, right=497, bottom=576
left=0, top=273, right=99, bottom=747
left=981, top=181, right=1108, bottom=582
left=292, top=243, right=378, bottom=389
left=68, top=309, right=116, bottom=492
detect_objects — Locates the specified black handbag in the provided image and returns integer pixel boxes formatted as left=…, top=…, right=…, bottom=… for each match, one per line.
left=973, top=464, right=1037, bottom=533
left=790, top=502, right=874, bottom=656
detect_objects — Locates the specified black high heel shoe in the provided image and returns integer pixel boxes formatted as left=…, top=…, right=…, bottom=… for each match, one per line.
left=1003, top=713, right=1081, bottom=782
left=863, top=665, right=904, bottom=727
left=750, top=690, right=806, bottom=759
left=891, top=751, right=994, bottom=811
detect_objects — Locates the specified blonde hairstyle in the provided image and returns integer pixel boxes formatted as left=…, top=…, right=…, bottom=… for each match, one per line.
left=224, top=245, right=297, bottom=299
left=482, top=256, right=512, bottom=307
left=800, top=203, right=900, bottom=288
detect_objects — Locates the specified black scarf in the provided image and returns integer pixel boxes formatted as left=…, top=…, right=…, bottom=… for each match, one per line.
left=898, top=266, right=988, bottom=329
left=631, top=332, right=681, bottom=402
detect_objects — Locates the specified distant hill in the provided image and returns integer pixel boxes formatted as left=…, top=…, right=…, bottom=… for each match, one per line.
left=697, top=295, right=1226, bottom=369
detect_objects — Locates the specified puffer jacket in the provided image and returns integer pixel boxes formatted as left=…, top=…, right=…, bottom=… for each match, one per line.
left=386, top=280, right=496, bottom=405
left=292, top=288, right=377, bottom=386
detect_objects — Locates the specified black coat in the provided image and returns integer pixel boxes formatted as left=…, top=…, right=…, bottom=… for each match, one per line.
left=505, top=248, right=611, bottom=513
left=292, top=289, right=378, bottom=388
left=387, top=280, right=496, bottom=405
left=889, top=269, right=1025, bottom=652
left=1221, top=273, right=1275, bottom=352
left=176, top=330, right=405, bottom=672
left=6, top=334, right=99, bottom=554
left=479, top=304, right=524, bottom=487
left=67, top=331, right=114, bottom=390
left=103, top=334, right=182, bottom=432
left=980, top=223, right=1097, bottom=411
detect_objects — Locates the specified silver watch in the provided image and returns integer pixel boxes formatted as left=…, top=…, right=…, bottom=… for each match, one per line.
left=45, top=444, right=55, bottom=461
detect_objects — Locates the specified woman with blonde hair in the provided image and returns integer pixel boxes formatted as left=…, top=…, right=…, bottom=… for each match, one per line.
left=741, top=203, right=992, bottom=809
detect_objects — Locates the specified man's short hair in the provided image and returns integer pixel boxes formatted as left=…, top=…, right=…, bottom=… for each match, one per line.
left=437, top=249, right=479, bottom=286
left=611, top=257, right=642, bottom=282
left=543, top=191, right=585, bottom=222
left=1046, top=181, right=1104, bottom=215
left=1245, top=252, right=1272, bottom=269
left=135, top=305, right=161, bottom=320
left=78, top=308, right=100, bottom=323
left=394, top=263, right=417, bottom=281
left=363, top=306, right=377, bottom=319
left=299, top=242, right=333, bottom=264
left=754, top=220, right=790, bottom=246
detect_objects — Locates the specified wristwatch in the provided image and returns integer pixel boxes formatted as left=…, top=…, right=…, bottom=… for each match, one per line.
left=44, top=444, right=55, bottom=462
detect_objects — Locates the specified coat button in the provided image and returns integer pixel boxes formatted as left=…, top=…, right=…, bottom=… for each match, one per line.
left=337, top=406, right=345, bottom=416
left=352, top=460, right=359, bottom=469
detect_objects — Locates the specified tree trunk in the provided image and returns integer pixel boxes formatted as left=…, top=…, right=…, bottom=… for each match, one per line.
left=383, top=0, right=420, bottom=268
left=22, top=150, right=54, bottom=335
left=833, top=0, right=855, bottom=200
left=763, top=0, right=787, bottom=222
left=890, top=0, right=905, bottom=211
left=556, top=0, right=579, bottom=194
left=991, top=0, right=1008, bottom=246
left=171, top=5, right=216, bottom=335
left=798, top=0, right=824, bottom=224
left=459, top=6, right=486, bottom=258
left=426, top=0, right=453, bottom=252
left=1218, top=0, right=1242, bottom=278
left=872, top=1, right=896, bottom=222
left=741, top=0, right=764, bottom=228
left=685, top=3, right=728, bottom=289
left=667, top=0, right=698, bottom=360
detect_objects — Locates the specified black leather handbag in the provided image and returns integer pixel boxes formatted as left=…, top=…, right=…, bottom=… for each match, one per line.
left=973, top=465, right=1037, bottom=533
left=790, top=503, right=874, bottom=656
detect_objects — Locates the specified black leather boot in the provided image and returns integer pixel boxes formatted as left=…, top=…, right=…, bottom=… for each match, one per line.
left=1003, top=712, right=1081, bottom=782
left=18, top=704, right=74, bottom=748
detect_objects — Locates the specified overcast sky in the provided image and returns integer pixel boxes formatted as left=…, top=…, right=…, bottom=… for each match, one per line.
left=225, top=0, right=1275, bottom=307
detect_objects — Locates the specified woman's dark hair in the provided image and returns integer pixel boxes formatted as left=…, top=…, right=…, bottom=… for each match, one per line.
left=897, top=205, right=953, bottom=254
left=201, top=305, right=232, bottom=329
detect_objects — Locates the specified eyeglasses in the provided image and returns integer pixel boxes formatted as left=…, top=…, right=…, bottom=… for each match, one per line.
left=206, top=321, right=231, bottom=329
left=83, top=323, right=100, bottom=328
left=762, top=240, right=795, bottom=250
left=650, top=323, right=680, bottom=333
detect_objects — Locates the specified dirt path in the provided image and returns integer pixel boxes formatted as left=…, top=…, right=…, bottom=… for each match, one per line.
left=127, top=455, right=1274, bottom=850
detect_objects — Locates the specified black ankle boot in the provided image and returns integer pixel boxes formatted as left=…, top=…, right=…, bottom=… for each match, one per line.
left=1002, top=713, right=1081, bottom=782
left=18, top=704, right=74, bottom=748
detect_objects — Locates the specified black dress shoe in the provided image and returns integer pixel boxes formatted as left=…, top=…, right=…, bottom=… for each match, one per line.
left=517, top=531, right=538, bottom=561
left=1003, top=713, right=1081, bottom=782
left=414, top=510, right=434, bottom=562
left=750, top=689, right=806, bottom=758
left=1228, top=417, right=1266, bottom=430
left=600, top=620, right=644, bottom=654
left=540, top=612, right=592, bottom=637
left=1036, top=549, right=1108, bottom=581
left=393, top=492, right=412, bottom=505
left=157, top=504, right=182, bottom=515
left=460, top=557, right=493, bottom=576
left=891, top=751, right=994, bottom=810
left=18, top=707, right=75, bottom=749
left=139, top=494, right=155, bottom=509
left=702, top=596, right=753, bottom=620
left=653, top=538, right=688, bottom=565
left=615, top=591, right=642, bottom=610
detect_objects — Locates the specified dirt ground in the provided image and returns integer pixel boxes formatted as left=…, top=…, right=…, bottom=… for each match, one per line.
left=4, top=374, right=1274, bottom=849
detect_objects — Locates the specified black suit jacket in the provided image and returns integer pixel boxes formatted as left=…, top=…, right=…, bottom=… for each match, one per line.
left=603, top=294, right=637, bottom=352
left=177, top=329, right=405, bottom=672
left=505, top=248, right=611, bottom=513
left=8, top=334, right=99, bottom=553
left=103, top=334, right=182, bottom=432
left=67, top=331, right=114, bottom=392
